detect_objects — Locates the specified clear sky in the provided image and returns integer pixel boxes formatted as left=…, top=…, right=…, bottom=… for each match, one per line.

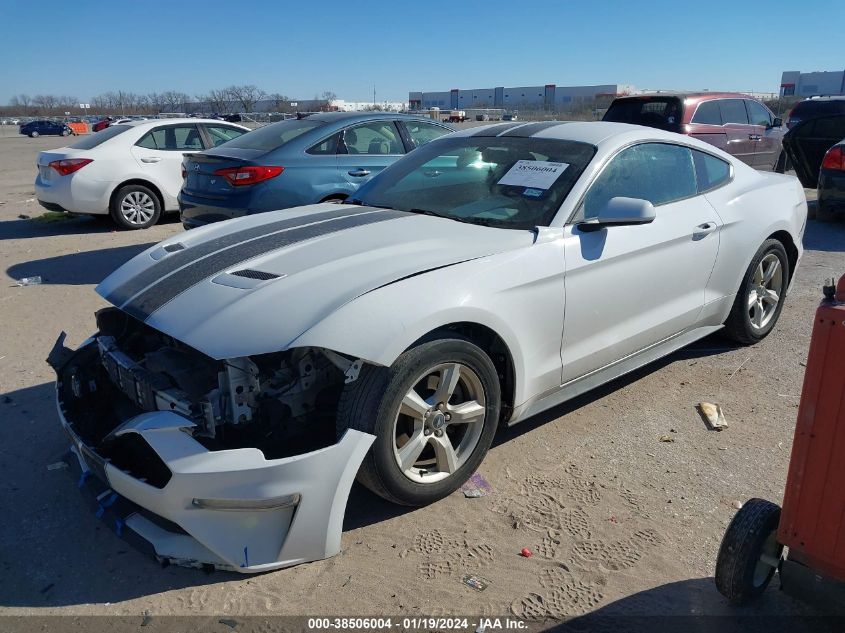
left=1, top=0, right=843, bottom=104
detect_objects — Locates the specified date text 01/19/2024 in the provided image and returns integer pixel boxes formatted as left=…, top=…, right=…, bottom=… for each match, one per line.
left=306, top=617, right=529, bottom=630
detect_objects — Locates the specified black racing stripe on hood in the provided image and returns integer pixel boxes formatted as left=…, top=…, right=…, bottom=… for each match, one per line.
left=121, top=209, right=410, bottom=322
left=105, top=206, right=372, bottom=307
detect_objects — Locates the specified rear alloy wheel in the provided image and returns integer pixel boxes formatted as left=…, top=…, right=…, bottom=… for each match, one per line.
left=723, top=240, right=789, bottom=344
left=337, top=338, right=501, bottom=506
left=30, top=131, right=39, bottom=138
left=110, top=185, right=161, bottom=230
left=61, top=128, right=70, bottom=136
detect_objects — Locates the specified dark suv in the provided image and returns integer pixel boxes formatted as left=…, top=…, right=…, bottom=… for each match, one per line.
left=603, top=93, right=784, bottom=169
left=786, top=96, right=845, bottom=129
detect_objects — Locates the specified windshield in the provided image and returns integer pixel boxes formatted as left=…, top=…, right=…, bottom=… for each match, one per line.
left=352, top=136, right=596, bottom=229
left=70, top=125, right=132, bottom=149
left=217, top=119, right=324, bottom=152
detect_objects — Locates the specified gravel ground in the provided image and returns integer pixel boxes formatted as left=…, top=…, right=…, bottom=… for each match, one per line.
left=0, top=134, right=843, bottom=628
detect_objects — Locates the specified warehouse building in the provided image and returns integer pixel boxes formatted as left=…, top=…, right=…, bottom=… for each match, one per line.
left=780, top=70, right=845, bottom=97
left=409, top=83, right=635, bottom=111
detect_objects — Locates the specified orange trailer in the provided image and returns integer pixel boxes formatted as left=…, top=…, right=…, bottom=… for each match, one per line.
left=716, top=274, right=845, bottom=607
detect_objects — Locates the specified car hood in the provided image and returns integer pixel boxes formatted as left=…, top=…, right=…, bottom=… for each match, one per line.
left=97, top=204, right=533, bottom=359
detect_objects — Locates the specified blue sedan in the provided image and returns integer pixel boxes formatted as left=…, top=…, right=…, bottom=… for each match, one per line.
left=20, top=120, right=72, bottom=138
left=178, top=112, right=453, bottom=228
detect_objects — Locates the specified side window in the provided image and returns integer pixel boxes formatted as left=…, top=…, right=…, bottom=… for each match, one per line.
left=404, top=121, right=450, bottom=149
left=691, top=101, right=722, bottom=125
left=205, top=125, right=246, bottom=147
left=342, top=121, right=404, bottom=155
left=745, top=100, right=772, bottom=127
left=135, top=125, right=202, bottom=150
left=307, top=131, right=342, bottom=155
left=582, top=143, right=697, bottom=219
left=719, top=99, right=749, bottom=125
left=692, top=149, right=731, bottom=192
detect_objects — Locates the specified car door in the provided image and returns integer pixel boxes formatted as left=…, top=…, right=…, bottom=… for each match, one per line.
left=130, top=124, right=204, bottom=209
left=745, top=99, right=781, bottom=169
left=560, top=142, right=722, bottom=383
left=719, top=99, right=756, bottom=166
left=337, top=120, right=405, bottom=186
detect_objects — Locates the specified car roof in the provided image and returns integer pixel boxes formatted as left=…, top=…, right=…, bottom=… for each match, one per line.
left=117, top=117, right=245, bottom=128
left=800, top=95, right=845, bottom=101
left=305, top=111, right=446, bottom=124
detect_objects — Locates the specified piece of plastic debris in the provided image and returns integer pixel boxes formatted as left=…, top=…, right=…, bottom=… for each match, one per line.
left=141, top=611, right=152, bottom=627
left=732, top=500, right=743, bottom=510
left=520, top=547, right=533, bottom=558
left=25, top=198, right=35, bottom=203
left=15, top=276, right=42, bottom=287
left=698, top=402, right=728, bottom=431
left=658, top=435, right=675, bottom=443
left=46, top=461, right=68, bottom=471
left=219, top=619, right=239, bottom=629
left=461, top=472, right=493, bottom=498
left=462, top=574, right=491, bottom=592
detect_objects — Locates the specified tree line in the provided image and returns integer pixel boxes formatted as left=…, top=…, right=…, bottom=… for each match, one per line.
left=3, top=86, right=340, bottom=117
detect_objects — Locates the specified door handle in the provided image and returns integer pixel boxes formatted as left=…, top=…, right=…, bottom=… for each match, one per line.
left=347, top=169, right=370, bottom=177
left=693, top=222, right=718, bottom=239
left=141, top=157, right=162, bottom=163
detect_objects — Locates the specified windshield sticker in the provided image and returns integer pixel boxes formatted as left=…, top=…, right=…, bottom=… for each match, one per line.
left=522, top=187, right=544, bottom=198
left=498, top=160, right=569, bottom=190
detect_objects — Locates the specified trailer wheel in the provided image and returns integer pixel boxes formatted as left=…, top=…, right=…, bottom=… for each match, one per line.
left=715, top=498, right=783, bottom=605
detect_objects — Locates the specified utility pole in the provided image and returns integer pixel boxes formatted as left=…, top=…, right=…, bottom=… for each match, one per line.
left=373, top=84, right=376, bottom=106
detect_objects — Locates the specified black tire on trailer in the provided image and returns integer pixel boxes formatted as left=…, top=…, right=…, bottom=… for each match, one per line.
left=715, top=498, right=783, bottom=605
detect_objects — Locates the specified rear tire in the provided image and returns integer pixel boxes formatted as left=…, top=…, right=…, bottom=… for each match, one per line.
left=110, top=184, right=161, bottom=230
left=715, top=498, right=783, bottom=605
left=723, top=239, right=789, bottom=345
left=336, top=337, right=501, bottom=506
left=30, top=131, right=39, bottom=138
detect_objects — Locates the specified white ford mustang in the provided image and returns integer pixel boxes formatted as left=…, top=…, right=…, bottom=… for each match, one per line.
left=50, top=121, right=806, bottom=572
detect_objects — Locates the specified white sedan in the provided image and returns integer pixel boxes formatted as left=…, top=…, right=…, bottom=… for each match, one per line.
left=50, top=121, right=806, bottom=571
left=34, top=118, right=249, bottom=229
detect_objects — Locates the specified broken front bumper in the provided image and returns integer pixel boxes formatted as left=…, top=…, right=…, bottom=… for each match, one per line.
left=53, top=338, right=374, bottom=573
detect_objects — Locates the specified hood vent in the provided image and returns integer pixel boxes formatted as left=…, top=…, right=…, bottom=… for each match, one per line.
left=230, top=269, right=280, bottom=281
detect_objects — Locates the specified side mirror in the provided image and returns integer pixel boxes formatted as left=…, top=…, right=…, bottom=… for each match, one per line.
left=579, top=197, right=656, bottom=231
left=770, top=117, right=783, bottom=129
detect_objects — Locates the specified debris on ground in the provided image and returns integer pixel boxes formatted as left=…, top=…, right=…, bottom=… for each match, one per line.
left=141, top=611, right=152, bottom=627
left=658, top=435, right=675, bottom=443
left=14, top=276, right=42, bottom=287
left=461, top=472, right=493, bottom=498
left=698, top=402, right=728, bottom=430
left=46, top=461, right=68, bottom=471
left=17, top=214, right=29, bottom=219
left=219, top=619, right=239, bottom=629
left=728, top=357, right=751, bottom=379
left=461, top=574, right=491, bottom=592
left=722, top=498, right=743, bottom=510
left=520, top=547, right=533, bottom=558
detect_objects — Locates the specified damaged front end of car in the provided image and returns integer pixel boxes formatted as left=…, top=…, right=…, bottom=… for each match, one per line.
left=48, top=307, right=374, bottom=573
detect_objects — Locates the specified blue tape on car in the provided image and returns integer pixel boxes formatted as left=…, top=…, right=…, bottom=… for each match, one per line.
left=242, top=547, right=249, bottom=568
left=102, top=492, right=118, bottom=508
left=78, top=470, right=91, bottom=488
left=96, top=504, right=104, bottom=518
left=114, top=518, right=124, bottom=537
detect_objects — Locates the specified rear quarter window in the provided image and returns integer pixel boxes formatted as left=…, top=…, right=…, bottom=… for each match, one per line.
left=691, top=101, right=722, bottom=125
left=692, top=149, right=731, bottom=192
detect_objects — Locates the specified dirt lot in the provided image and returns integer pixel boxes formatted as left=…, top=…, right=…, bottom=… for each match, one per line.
left=0, top=134, right=843, bottom=628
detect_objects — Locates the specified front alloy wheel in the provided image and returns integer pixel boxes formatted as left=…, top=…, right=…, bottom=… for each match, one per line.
left=747, top=253, right=783, bottom=333
left=337, top=337, right=501, bottom=506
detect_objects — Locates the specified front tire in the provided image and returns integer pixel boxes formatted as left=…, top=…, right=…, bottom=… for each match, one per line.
left=30, top=131, right=39, bottom=138
left=110, top=184, right=161, bottom=230
left=715, top=498, right=783, bottom=605
left=337, top=337, right=501, bottom=506
left=723, top=239, right=789, bottom=345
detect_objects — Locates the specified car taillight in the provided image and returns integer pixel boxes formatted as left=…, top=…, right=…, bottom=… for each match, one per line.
left=821, top=146, right=845, bottom=171
left=213, top=165, right=284, bottom=186
left=49, top=158, right=93, bottom=176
